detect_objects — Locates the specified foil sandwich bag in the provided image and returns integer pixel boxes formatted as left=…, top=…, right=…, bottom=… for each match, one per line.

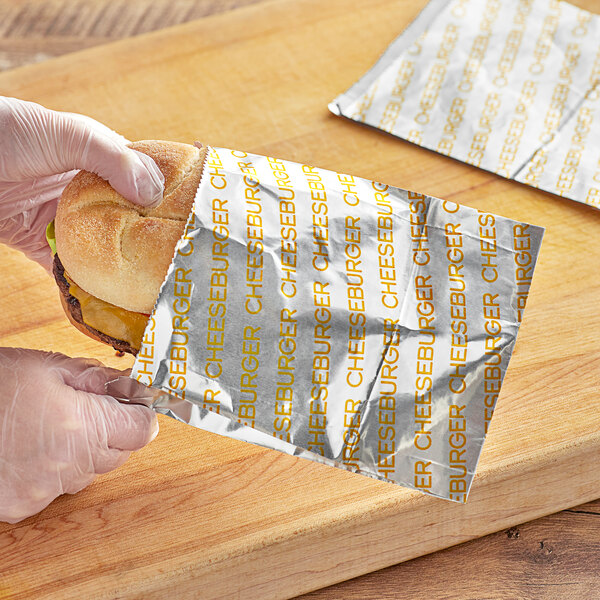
left=329, top=0, right=600, bottom=209
left=126, top=146, right=543, bottom=502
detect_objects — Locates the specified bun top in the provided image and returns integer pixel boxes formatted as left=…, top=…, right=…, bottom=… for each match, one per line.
left=55, top=140, right=205, bottom=313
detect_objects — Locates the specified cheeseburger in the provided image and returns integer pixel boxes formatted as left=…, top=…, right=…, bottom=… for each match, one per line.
left=51, top=140, right=206, bottom=355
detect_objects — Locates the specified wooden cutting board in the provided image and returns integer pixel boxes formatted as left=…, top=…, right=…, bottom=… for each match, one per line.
left=1, top=1, right=599, bottom=598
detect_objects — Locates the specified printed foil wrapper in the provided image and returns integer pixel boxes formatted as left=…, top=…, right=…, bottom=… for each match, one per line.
left=329, top=0, right=600, bottom=209
left=130, top=146, right=543, bottom=502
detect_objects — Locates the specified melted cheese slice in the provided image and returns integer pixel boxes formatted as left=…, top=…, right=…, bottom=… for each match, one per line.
left=67, top=278, right=149, bottom=350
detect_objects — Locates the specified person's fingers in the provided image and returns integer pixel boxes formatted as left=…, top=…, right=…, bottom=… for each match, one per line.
left=86, top=395, right=158, bottom=452
left=61, top=111, right=130, bottom=146
left=26, top=243, right=54, bottom=273
left=0, top=347, right=156, bottom=524
left=0, top=204, right=56, bottom=273
left=50, top=356, right=158, bottom=451
left=3, top=98, right=164, bottom=207
left=89, top=448, right=131, bottom=475
left=0, top=502, right=39, bottom=524
left=76, top=135, right=165, bottom=208
left=0, top=171, right=74, bottom=217
left=48, top=354, right=105, bottom=385
left=19, top=198, right=59, bottom=273
left=0, top=482, right=59, bottom=524
left=61, top=361, right=125, bottom=396
left=62, top=471, right=97, bottom=494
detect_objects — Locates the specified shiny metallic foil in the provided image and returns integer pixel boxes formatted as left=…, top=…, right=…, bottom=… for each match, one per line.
left=127, top=146, right=543, bottom=502
left=329, top=0, right=600, bottom=209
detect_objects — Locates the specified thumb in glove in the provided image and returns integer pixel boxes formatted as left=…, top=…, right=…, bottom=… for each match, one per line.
left=0, top=96, right=165, bottom=271
left=0, top=348, right=158, bottom=524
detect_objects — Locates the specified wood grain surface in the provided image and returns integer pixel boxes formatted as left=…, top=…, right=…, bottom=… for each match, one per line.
left=0, top=0, right=265, bottom=71
left=0, top=1, right=599, bottom=599
left=297, top=499, right=600, bottom=599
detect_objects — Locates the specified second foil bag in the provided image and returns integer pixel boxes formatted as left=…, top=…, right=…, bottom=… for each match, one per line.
left=129, top=146, right=543, bottom=502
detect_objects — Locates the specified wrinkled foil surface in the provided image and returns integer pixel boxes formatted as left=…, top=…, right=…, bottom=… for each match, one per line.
left=329, top=0, right=600, bottom=209
left=121, top=146, right=543, bottom=502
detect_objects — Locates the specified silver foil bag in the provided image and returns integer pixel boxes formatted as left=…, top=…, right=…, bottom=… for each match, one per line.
left=127, top=146, right=543, bottom=502
left=329, top=0, right=600, bottom=209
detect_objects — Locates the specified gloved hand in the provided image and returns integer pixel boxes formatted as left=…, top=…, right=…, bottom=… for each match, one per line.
left=0, top=348, right=158, bottom=524
left=0, top=96, right=164, bottom=272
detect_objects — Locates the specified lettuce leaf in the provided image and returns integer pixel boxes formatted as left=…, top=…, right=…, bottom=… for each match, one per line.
left=46, top=220, right=56, bottom=255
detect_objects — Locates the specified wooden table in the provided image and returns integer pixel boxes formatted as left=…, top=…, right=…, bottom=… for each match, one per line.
left=0, top=1, right=598, bottom=598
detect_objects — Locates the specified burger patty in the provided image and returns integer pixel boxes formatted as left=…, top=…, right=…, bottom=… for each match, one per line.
left=53, top=254, right=138, bottom=355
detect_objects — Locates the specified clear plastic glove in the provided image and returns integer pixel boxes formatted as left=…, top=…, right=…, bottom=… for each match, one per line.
left=0, top=348, right=158, bottom=524
left=0, top=96, right=165, bottom=271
